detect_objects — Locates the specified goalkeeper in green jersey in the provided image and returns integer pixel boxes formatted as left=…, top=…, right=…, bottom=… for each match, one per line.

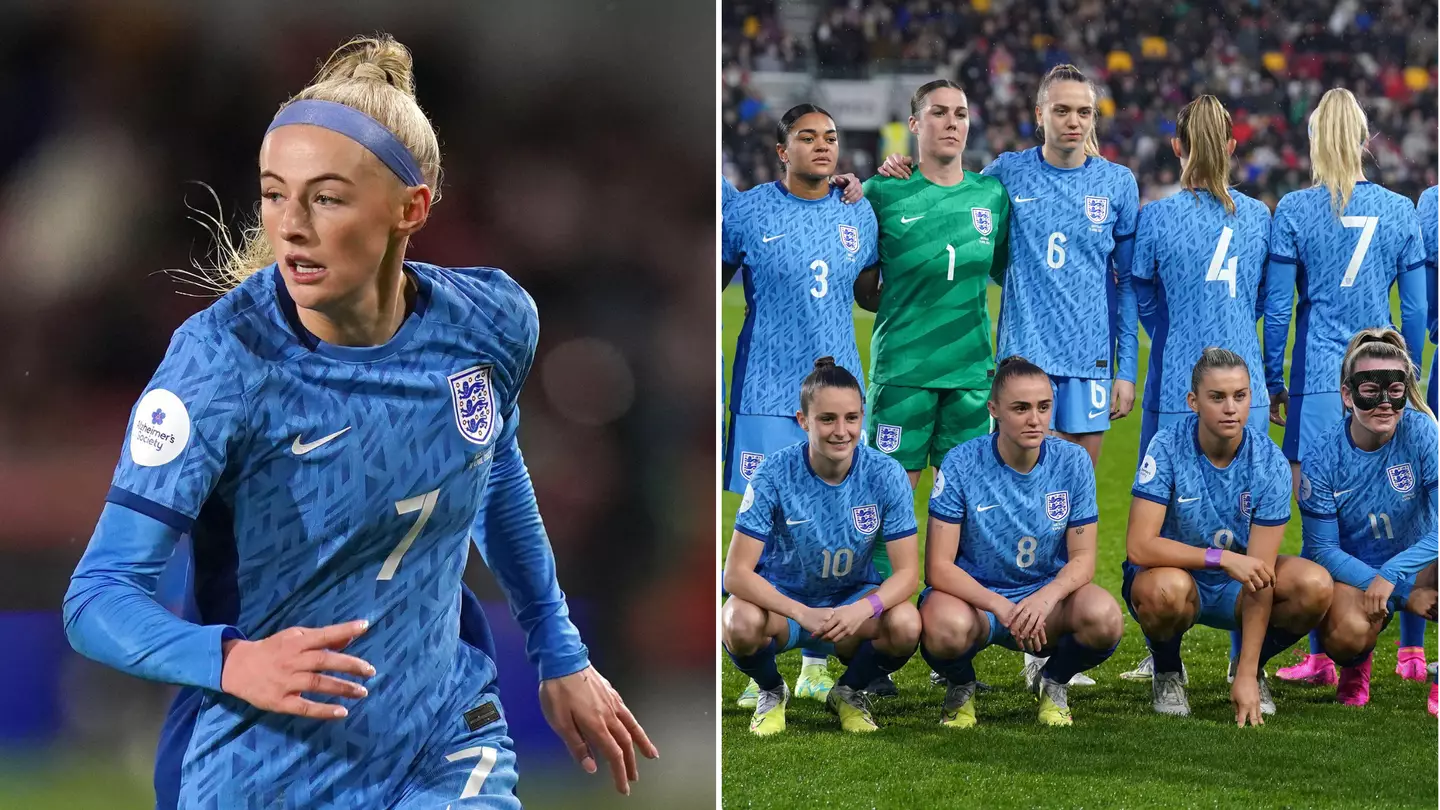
left=855, top=79, right=1010, bottom=489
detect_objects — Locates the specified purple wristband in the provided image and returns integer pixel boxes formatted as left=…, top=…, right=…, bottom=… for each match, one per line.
left=1205, top=548, right=1224, bottom=568
left=866, top=594, right=884, bottom=618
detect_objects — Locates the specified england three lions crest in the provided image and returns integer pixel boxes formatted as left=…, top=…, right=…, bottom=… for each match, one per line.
left=876, top=424, right=902, bottom=454
left=1084, top=196, right=1109, bottom=224
left=972, top=207, right=994, bottom=236
left=1238, top=492, right=1252, bottom=519
left=1045, top=491, right=1070, bottom=523
left=1387, top=463, right=1415, bottom=494
left=838, top=224, right=861, bottom=254
left=740, top=451, right=765, bottom=481
left=852, top=504, right=880, bottom=535
left=449, top=365, right=498, bottom=445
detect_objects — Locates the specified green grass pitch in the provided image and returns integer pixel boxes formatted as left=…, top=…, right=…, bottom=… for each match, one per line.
left=720, top=284, right=1438, bottom=810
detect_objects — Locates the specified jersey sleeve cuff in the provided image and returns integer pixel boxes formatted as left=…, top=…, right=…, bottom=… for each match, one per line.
left=929, top=510, right=964, bottom=525
left=883, top=529, right=917, bottom=543
left=1252, top=515, right=1290, bottom=527
left=1403, top=260, right=1425, bottom=273
left=1267, top=253, right=1297, bottom=265
left=1131, top=489, right=1169, bottom=506
left=1298, top=506, right=1337, bottom=520
left=1067, top=514, right=1099, bottom=529
left=537, top=647, right=591, bottom=682
left=1114, top=230, right=1135, bottom=242
left=734, top=525, right=769, bottom=543
left=207, top=625, right=247, bottom=692
left=105, top=486, right=195, bottom=534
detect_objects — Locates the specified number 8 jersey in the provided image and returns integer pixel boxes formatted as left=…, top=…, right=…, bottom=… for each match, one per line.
left=929, top=435, right=1098, bottom=596
left=734, top=442, right=916, bottom=606
left=723, top=182, right=879, bottom=416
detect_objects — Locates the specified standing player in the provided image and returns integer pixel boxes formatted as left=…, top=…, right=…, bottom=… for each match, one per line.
left=920, top=357, right=1122, bottom=728
left=62, top=36, right=654, bottom=807
left=723, top=104, right=880, bottom=707
left=853, top=79, right=1010, bottom=490
left=1262, top=88, right=1427, bottom=685
left=1297, top=329, right=1438, bottom=713
left=876, top=65, right=1141, bottom=469
left=1121, top=97, right=1273, bottom=682
left=1125, top=349, right=1333, bottom=723
left=722, top=359, right=921, bottom=735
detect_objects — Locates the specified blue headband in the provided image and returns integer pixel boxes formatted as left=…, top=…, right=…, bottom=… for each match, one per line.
left=266, top=99, right=424, bottom=187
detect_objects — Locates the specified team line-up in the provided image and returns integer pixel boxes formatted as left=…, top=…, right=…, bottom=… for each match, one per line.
left=720, top=65, right=1439, bottom=734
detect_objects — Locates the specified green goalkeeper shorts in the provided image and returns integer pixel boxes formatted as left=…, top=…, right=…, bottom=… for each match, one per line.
left=866, top=383, right=990, bottom=472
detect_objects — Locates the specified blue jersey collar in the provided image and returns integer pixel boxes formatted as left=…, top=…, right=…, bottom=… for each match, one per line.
left=802, top=442, right=860, bottom=486
left=771, top=180, right=841, bottom=203
left=1033, top=145, right=1092, bottom=173
left=1191, top=416, right=1246, bottom=469
left=272, top=262, right=431, bottom=361
left=990, top=433, right=1047, bottom=475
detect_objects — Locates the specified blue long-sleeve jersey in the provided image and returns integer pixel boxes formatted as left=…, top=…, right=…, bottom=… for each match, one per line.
left=63, top=262, right=587, bottom=804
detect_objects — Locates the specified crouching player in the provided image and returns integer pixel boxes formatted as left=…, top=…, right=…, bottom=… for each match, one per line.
left=722, top=358, right=921, bottom=735
left=1125, top=348, right=1333, bottom=725
left=1299, top=329, right=1439, bottom=713
left=920, top=357, right=1122, bottom=728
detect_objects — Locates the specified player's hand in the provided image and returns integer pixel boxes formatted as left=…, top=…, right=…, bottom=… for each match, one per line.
left=1363, top=576, right=1395, bottom=623
left=831, top=173, right=864, bottom=204
left=219, top=620, right=374, bottom=720
left=1009, top=589, right=1056, bottom=653
left=540, top=665, right=659, bottom=796
left=1269, top=389, right=1288, bottom=427
left=1219, top=551, right=1274, bottom=593
left=877, top=153, right=914, bottom=179
left=1111, top=380, right=1136, bottom=420
left=1231, top=673, right=1264, bottom=727
left=818, top=601, right=872, bottom=642
left=797, top=606, right=836, bottom=635
left=1406, top=587, right=1438, bottom=621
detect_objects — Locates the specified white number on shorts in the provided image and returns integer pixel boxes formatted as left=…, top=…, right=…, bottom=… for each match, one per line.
left=1211, top=528, right=1235, bottom=550
left=1339, top=216, right=1379, bottom=287
left=445, top=745, right=498, bottom=800
left=1369, top=512, right=1394, bottom=540
left=378, top=487, right=441, bottom=581
left=1089, top=380, right=1107, bottom=410
left=1016, top=536, right=1038, bottom=568
left=1205, top=226, right=1238, bottom=298
left=945, top=243, right=956, bottom=281
left=810, top=259, right=829, bottom=298
left=1046, top=232, right=1068, bottom=269
left=820, top=548, right=854, bottom=578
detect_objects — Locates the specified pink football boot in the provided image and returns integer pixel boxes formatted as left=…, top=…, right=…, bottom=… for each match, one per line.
left=1276, top=652, right=1338, bottom=686
left=1395, top=646, right=1427, bottom=682
left=1336, top=656, right=1373, bottom=706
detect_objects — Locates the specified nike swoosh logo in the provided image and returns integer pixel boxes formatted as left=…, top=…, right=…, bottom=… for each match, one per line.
left=762, top=234, right=786, bottom=243
left=1088, top=409, right=1108, bottom=419
left=1013, top=196, right=1040, bottom=203
left=1333, top=489, right=1354, bottom=497
left=786, top=518, right=812, bottom=525
left=1178, top=496, right=1201, bottom=504
left=977, top=505, right=1000, bottom=512
left=900, top=215, right=925, bottom=223
left=291, top=426, right=352, bottom=455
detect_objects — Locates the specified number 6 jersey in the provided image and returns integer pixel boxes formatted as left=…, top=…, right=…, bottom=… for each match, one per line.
left=734, top=442, right=915, bottom=606
left=66, top=262, right=586, bottom=805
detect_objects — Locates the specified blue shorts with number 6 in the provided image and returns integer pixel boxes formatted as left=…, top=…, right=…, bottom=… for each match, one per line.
left=1051, top=376, right=1111, bottom=435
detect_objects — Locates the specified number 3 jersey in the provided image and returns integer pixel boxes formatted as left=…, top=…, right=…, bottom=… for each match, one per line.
left=734, top=443, right=915, bottom=606
left=79, top=263, right=586, bottom=804
left=723, top=182, right=879, bottom=416
left=928, top=435, right=1097, bottom=595
left=1132, top=414, right=1291, bottom=587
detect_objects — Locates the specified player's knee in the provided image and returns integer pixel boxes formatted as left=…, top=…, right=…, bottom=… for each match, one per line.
left=880, top=601, right=921, bottom=652
left=1287, top=567, right=1333, bottom=618
left=920, top=602, right=978, bottom=657
left=1321, top=610, right=1373, bottom=661
left=1075, top=593, right=1123, bottom=647
left=1132, top=572, right=1193, bottom=630
left=722, top=599, right=768, bottom=652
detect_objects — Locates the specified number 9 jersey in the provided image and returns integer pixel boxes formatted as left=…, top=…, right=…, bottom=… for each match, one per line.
left=733, top=443, right=916, bottom=607
left=722, top=182, right=879, bottom=417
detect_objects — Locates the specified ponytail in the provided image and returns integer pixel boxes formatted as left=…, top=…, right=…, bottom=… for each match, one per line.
left=1177, top=96, right=1236, bottom=216
left=1309, top=88, right=1370, bottom=218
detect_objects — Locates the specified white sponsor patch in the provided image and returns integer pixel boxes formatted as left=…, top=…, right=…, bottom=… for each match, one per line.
left=1298, top=474, right=1312, bottom=503
left=930, top=468, right=946, bottom=500
left=129, top=389, right=190, bottom=467
left=1137, top=454, right=1157, bottom=485
left=739, top=484, right=755, bottom=513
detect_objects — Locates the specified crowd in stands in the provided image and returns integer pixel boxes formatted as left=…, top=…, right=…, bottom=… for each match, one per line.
left=723, top=0, right=1439, bottom=206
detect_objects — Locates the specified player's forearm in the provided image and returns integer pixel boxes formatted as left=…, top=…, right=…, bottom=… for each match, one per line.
left=1134, top=276, right=1159, bottom=338
left=63, top=503, right=234, bottom=690
left=1047, top=550, right=1095, bottom=600
left=1236, top=586, right=1273, bottom=673
left=853, top=267, right=881, bottom=312
left=926, top=559, right=1011, bottom=615
left=1302, top=513, right=1380, bottom=591
left=876, top=537, right=919, bottom=608
left=474, top=438, right=589, bottom=680
left=722, top=567, right=810, bottom=623
left=1380, top=491, right=1438, bottom=584
left=1397, top=269, right=1427, bottom=367
left=1127, top=533, right=1215, bottom=571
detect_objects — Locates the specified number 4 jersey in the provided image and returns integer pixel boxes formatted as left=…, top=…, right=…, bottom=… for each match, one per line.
left=723, top=182, right=879, bottom=416
left=862, top=170, right=1010, bottom=390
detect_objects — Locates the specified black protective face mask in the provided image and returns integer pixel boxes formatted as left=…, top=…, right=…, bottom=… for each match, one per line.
left=1346, top=369, right=1408, bottom=412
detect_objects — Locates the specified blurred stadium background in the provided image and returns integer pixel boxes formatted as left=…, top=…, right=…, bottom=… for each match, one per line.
left=0, top=1, right=714, bottom=808
left=723, top=0, right=1437, bottom=203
